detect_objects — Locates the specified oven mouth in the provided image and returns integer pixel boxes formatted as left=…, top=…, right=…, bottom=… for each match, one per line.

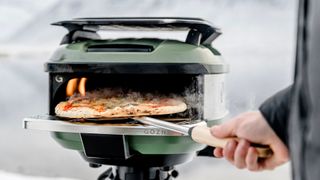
left=50, top=74, right=204, bottom=122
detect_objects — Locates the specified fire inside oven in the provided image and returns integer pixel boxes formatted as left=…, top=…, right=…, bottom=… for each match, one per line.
left=50, top=74, right=204, bottom=121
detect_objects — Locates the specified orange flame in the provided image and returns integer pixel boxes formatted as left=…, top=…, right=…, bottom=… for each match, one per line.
left=78, top=77, right=87, bottom=96
left=66, top=78, right=79, bottom=97
left=66, top=77, right=88, bottom=97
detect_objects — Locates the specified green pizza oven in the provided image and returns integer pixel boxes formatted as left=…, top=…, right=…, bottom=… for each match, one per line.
left=24, top=18, right=228, bottom=168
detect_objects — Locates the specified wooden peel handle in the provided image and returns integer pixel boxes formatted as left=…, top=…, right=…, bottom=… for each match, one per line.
left=190, top=125, right=273, bottom=158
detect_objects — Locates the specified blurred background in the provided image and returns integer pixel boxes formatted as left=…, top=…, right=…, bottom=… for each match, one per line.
left=0, top=0, right=297, bottom=179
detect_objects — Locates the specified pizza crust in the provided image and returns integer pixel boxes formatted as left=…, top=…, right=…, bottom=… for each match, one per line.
left=55, top=102, right=101, bottom=118
left=55, top=93, right=187, bottom=119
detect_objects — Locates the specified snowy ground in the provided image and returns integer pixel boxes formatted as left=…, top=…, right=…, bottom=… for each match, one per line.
left=0, top=163, right=291, bottom=180
left=0, top=170, right=77, bottom=180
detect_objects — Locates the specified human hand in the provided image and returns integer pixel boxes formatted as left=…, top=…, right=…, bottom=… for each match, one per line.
left=211, top=111, right=289, bottom=171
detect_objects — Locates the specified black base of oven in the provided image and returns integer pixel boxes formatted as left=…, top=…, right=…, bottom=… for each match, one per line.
left=80, top=152, right=193, bottom=167
left=80, top=153, right=191, bottom=179
left=96, top=166, right=179, bottom=180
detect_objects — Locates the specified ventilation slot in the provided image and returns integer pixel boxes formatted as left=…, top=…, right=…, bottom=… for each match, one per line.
left=87, top=44, right=154, bottom=52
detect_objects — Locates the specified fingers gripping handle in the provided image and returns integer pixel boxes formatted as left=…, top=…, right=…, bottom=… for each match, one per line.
left=189, top=125, right=272, bottom=158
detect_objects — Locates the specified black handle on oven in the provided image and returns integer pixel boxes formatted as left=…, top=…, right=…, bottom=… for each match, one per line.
left=52, top=17, right=221, bottom=46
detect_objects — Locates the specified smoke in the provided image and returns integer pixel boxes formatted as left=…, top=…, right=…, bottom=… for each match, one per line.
left=180, top=76, right=203, bottom=120
left=64, top=82, right=203, bottom=121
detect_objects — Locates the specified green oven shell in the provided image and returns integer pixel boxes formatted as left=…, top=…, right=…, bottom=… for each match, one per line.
left=49, top=39, right=227, bottom=155
left=49, top=39, right=225, bottom=67
left=50, top=119, right=222, bottom=155
left=51, top=132, right=205, bottom=155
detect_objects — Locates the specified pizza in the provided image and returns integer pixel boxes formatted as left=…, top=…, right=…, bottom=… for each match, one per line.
left=55, top=89, right=187, bottom=119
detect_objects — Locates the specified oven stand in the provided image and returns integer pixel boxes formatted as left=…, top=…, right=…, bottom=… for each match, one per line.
left=97, top=166, right=179, bottom=180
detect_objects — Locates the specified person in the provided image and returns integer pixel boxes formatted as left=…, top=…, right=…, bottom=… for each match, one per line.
left=210, top=0, right=320, bottom=179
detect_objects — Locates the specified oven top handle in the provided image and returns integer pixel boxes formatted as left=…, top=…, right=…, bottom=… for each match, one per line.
left=52, top=17, right=221, bottom=46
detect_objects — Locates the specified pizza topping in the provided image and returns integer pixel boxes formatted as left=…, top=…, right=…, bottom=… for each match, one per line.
left=63, top=103, right=73, bottom=111
left=55, top=88, right=187, bottom=119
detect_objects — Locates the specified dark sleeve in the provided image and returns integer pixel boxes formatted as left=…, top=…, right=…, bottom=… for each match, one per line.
left=259, top=85, right=293, bottom=146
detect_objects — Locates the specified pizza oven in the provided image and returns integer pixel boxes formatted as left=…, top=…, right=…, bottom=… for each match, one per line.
left=24, top=18, right=228, bottom=180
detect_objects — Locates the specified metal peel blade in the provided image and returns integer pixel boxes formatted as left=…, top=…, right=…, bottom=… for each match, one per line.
left=133, top=116, right=190, bottom=135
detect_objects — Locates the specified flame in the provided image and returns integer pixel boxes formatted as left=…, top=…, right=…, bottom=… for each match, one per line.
left=78, top=77, right=88, bottom=96
left=66, top=78, right=79, bottom=96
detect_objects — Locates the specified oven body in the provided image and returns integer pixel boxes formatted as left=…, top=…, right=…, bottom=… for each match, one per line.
left=24, top=18, right=229, bottom=167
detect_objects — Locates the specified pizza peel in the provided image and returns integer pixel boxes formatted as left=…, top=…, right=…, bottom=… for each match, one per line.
left=133, top=116, right=273, bottom=158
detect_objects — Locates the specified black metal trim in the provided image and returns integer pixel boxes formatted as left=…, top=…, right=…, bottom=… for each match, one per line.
left=186, top=29, right=202, bottom=46
left=86, top=44, right=154, bottom=52
left=197, top=146, right=216, bottom=157
left=45, top=63, right=228, bottom=74
left=80, top=152, right=193, bottom=167
left=81, top=134, right=131, bottom=159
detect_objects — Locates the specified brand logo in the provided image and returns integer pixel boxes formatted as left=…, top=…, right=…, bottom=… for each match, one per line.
left=143, top=129, right=168, bottom=135
left=55, top=75, right=64, bottom=83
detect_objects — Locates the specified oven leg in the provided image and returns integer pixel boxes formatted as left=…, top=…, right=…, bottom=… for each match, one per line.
left=97, top=167, right=115, bottom=180
left=107, top=166, right=179, bottom=180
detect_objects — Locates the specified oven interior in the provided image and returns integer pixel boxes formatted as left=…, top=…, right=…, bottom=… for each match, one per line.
left=50, top=73, right=204, bottom=121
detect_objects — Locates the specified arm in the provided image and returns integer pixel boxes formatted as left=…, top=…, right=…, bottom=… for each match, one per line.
left=210, top=86, right=292, bottom=171
left=259, top=85, right=293, bottom=146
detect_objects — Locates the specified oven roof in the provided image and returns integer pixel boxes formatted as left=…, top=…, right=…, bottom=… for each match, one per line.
left=46, top=18, right=228, bottom=74
left=52, top=17, right=221, bottom=46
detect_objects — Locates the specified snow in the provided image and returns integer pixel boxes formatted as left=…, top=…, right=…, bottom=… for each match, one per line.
left=0, top=0, right=57, bottom=41
left=0, top=170, right=77, bottom=180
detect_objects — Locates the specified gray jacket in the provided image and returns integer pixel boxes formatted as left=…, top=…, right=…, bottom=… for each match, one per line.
left=259, top=0, right=320, bottom=179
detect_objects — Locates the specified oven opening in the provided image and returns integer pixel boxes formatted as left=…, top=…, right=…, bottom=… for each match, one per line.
left=50, top=74, right=203, bottom=121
